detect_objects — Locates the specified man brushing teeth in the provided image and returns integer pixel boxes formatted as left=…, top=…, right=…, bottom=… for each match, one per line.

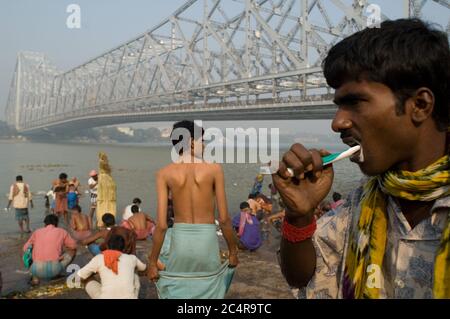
left=273, top=18, right=449, bottom=299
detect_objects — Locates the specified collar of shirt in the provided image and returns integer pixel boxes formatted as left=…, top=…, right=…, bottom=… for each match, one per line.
left=388, top=195, right=449, bottom=241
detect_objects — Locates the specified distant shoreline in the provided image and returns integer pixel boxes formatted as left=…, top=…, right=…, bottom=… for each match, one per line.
left=0, top=139, right=346, bottom=152
left=0, top=138, right=171, bottom=148
left=0, top=138, right=27, bottom=143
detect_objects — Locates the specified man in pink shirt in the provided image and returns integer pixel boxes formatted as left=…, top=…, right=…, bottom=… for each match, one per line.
left=23, top=215, right=77, bottom=285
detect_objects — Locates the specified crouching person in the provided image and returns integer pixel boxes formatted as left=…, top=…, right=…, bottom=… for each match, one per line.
left=77, top=234, right=147, bottom=299
left=23, top=214, right=77, bottom=285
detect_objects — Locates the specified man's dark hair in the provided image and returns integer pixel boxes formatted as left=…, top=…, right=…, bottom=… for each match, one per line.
left=59, top=173, right=68, bottom=180
left=131, top=205, right=140, bottom=214
left=240, top=202, right=250, bottom=210
left=171, top=120, right=204, bottom=154
left=102, top=213, right=116, bottom=227
left=248, top=194, right=256, bottom=199
left=323, top=18, right=450, bottom=131
left=44, top=214, right=59, bottom=227
left=132, top=198, right=142, bottom=205
left=16, top=176, right=23, bottom=182
left=107, top=234, right=125, bottom=252
left=332, top=192, right=342, bottom=202
left=72, top=205, right=82, bottom=213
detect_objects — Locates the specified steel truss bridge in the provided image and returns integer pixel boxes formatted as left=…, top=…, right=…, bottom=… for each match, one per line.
left=5, top=0, right=450, bottom=135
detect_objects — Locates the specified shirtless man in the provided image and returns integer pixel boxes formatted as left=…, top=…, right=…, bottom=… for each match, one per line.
left=70, top=205, right=92, bottom=241
left=148, top=120, right=238, bottom=291
left=81, top=213, right=137, bottom=256
left=52, top=173, right=69, bottom=225
left=122, top=205, right=155, bottom=240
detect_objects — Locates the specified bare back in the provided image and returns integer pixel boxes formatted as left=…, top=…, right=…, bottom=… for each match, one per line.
left=159, top=162, right=220, bottom=224
left=150, top=154, right=238, bottom=272
left=71, top=213, right=90, bottom=231
left=128, top=212, right=148, bottom=230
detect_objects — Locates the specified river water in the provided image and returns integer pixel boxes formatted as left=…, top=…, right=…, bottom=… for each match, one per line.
left=0, top=141, right=363, bottom=235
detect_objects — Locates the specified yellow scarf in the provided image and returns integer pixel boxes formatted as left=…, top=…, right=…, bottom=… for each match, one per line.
left=343, top=155, right=450, bottom=299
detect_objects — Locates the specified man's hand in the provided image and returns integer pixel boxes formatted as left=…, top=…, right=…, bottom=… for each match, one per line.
left=228, top=252, right=239, bottom=268
left=273, top=144, right=334, bottom=223
left=147, top=264, right=160, bottom=283
left=30, top=201, right=34, bottom=209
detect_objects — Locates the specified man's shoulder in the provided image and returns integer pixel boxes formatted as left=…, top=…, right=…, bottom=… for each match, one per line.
left=200, top=161, right=221, bottom=168
left=90, top=254, right=103, bottom=263
left=157, top=164, right=175, bottom=176
left=33, top=227, right=45, bottom=235
left=159, top=161, right=222, bottom=173
left=57, top=227, right=71, bottom=236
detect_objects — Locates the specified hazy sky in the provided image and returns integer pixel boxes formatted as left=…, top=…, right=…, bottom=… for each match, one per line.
left=0, top=0, right=448, bottom=133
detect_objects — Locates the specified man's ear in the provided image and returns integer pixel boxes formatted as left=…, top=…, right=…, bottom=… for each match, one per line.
left=407, top=88, right=435, bottom=125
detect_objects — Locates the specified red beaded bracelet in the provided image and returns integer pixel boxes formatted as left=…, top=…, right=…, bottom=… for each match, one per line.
left=282, top=217, right=317, bottom=243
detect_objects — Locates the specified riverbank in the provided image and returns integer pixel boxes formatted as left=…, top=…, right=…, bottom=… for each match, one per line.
left=0, top=228, right=293, bottom=299
left=0, top=138, right=27, bottom=143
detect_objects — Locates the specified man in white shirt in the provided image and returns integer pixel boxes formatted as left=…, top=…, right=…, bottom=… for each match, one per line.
left=7, top=175, right=33, bottom=233
left=88, top=170, right=98, bottom=225
left=122, top=198, right=142, bottom=221
left=78, top=234, right=146, bottom=299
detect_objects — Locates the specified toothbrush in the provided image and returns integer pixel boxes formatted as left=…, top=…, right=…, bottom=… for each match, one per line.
left=260, top=145, right=361, bottom=176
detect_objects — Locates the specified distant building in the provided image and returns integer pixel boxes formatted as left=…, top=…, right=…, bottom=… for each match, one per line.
left=160, top=128, right=171, bottom=139
left=117, top=127, right=134, bottom=137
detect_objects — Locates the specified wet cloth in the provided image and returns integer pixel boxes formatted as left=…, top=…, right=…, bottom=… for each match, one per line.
left=72, top=230, right=92, bottom=241
left=135, top=221, right=155, bottom=240
left=156, top=223, right=235, bottom=299
left=54, top=191, right=68, bottom=214
left=159, top=228, right=173, bottom=266
left=121, top=220, right=155, bottom=240
left=31, top=252, right=73, bottom=280
left=232, top=212, right=262, bottom=251
left=15, top=208, right=29, bottom=222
